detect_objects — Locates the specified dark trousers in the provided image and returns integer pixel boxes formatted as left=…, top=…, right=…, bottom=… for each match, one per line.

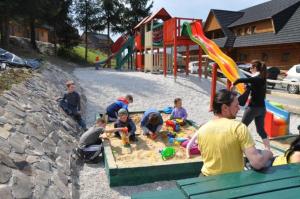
left=242, top=106, right=267, bottom=139
left=59, top=100, right=86, bottom=129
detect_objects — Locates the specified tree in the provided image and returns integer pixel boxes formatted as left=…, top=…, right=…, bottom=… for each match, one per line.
left=98, top=0, right=124, bottom=66
left=20, top=0, right=48, bottom=50
left=0, top=0, right=22, bottom=49
left=73, top=0, right=102, bottom=62
left=117, top=0, right=153, bottom=33
left=43, top=0, right=79, bottom=52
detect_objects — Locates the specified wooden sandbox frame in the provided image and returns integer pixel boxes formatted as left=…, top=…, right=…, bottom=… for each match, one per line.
left=103, top=111, right=203, bottom=187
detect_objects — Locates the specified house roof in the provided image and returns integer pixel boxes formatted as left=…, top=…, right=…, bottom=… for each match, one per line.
left=202, top=0, right=300, bottom=48
left=82, top=32, right=113, bottom=43
left=208, top=9, right=244, bottom=47
left=234, top=3, right=300, bottom=47
left=144, top=8, right=172, bottom=24
left=229, top=0, right=300, bottom=27
left=134, top=8, right=172, bottom=29
left=133, top=16, right=149, bottom=30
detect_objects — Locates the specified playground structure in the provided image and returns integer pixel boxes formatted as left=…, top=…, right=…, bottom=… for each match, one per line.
left=180, top=20, right=290, bottom=138
left=265, top=101, right=290, bottom=138
left=97, top=34, right=134, bottom=70
left=133, top=8, right=203, bottom=77
left=133, top=8, right=173, bottom=73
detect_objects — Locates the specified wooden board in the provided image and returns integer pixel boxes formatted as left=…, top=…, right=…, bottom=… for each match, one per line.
left=131, top=187, right=187, bottom=199
left=177, top=164, right=300, bottom=198
left=242, top=187, right=300, bottom=199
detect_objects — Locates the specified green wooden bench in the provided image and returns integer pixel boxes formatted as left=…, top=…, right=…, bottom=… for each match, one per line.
left=131, top=188, right=186, bottom=199
left=131, top=163, right=300, bottom=199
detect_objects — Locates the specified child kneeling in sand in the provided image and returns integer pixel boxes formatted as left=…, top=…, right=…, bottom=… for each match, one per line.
left=114, top=109, right=137, bottom=142
left=74, top=117, right=125, bottom=162
left=106, top=94, right=133, bottom=122
left=141, top=108, right=163, bottom=139
left=170, top=98, right=188, bottom=121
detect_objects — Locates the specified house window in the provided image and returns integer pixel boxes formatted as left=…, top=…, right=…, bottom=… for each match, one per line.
left=251, top=26, right=256, bottom=34
left=261, top=53, right=268, bottom=61
left=236, top=28, right=242, bottom=36
left=245, top=27, right=251, bottom=35
left=296, top=65, right=300, bottom=73
left=239, top=53, right=247, bottom=61
left=281, top=52, right=290, bottom=62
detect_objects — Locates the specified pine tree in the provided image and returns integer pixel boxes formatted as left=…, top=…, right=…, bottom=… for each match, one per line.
left=0, top=0, right=22, bottom=49
left=44, top=0, right=79, bottom=52
left=117, top=0, right=153, bottom=33
left=73, top=0, right=102, bottom=62
left=98, top=0, right=124, bottom=66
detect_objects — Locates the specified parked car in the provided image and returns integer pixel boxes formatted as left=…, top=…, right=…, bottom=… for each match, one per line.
left=266, top=66, right=281, bottom=89
left=188, top=61, right=199, bottom=74
left=237, top=63, right=280, bottom=89
left=283, top=64, right=300, bottom=94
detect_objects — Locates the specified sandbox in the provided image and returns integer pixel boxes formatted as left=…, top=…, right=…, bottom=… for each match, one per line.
left=103, top=112, right=203, bottom=187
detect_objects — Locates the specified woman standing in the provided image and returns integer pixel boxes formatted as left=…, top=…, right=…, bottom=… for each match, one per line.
left=233, top=60, right=270, bottom=150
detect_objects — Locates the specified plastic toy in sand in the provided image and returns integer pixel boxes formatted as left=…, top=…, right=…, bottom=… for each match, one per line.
left=181, top=140, right=200, bottom=155
left=166, top=120, right=180, bottom=132
left=120, top=127, right=130, bottom=147
left=160, top=147, right=176, bottom=160
left=168, top=137, right=188, bottom=145
left=175, top=119, right=185, bottom=126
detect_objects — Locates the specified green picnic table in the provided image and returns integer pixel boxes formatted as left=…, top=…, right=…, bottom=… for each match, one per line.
left=132, top=163, right=300, bottom=199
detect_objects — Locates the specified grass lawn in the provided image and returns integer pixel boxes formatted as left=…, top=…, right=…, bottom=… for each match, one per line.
left=73, top=46, right=116, bottom=65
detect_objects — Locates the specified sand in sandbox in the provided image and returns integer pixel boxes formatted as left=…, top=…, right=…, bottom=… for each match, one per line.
left=106, top=114, right=201, bottom=167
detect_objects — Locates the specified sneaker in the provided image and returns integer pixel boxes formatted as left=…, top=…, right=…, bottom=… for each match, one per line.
left=114, top=133, right=121, bottom=139
left=73, top=148, right=84, bottom=159
left=150, top=133, right=158, bottom=140
left=129, top=135, right=138, bottom=142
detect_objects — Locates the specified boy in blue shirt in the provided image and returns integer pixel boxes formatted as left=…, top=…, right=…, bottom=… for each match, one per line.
left=141, top=108, right=163, bottom=139
left=106, top=95, right=133, bottom=122
left=114, top=109, right=137, bottom=142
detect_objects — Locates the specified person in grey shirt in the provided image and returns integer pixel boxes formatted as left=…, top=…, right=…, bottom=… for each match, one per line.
left=78, top=117, right=125, bottom=149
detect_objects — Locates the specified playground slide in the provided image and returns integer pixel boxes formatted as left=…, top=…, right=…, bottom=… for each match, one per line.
left=97, top=52, right=117, bottom=67
left=97, top=35, right=134, bottom=69
left=265, top=100, right=290, bottom=137
left=182, top=21, right=290, bottom=137
left=182, top=21, right=245, bottom=94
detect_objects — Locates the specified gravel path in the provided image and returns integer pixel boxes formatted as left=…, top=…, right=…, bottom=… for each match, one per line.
left=73, top=67, right=300, bottom=199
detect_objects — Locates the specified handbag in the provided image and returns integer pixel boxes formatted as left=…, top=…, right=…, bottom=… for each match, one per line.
left=238, top=85, right=251, bottom=106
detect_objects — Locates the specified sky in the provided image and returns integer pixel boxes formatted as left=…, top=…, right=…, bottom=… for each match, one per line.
left=151, top=0, right=270, bottom=20
left=109, top=0, right=270, bottom=41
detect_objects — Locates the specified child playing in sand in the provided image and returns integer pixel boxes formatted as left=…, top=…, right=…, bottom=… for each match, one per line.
left=59, top=80, right=87, bottom=130
left=141, top=108, right=163, bottom=139
left=170, top=98, right=188, bottom=121
left=114, top=109, right=137, bottom=142
left=74, top=117, right=125, bottom=161
left=106, top=94, right=133, bottom=122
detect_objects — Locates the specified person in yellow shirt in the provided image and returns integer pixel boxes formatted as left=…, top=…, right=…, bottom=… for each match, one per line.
left=273, top=135, right=300, bottom=166
left=198, top=89, right=273, bottom=176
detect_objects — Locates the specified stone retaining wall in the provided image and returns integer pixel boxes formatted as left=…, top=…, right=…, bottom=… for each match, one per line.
left=0, top=63, right=86, bottom=199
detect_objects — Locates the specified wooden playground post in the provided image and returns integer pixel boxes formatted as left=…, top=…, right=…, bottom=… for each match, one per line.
left=163, top=45, right=167, bottom=76
left=198, top=47, right=202, bottom=79
left=226, top=79, right=232, bottom=90
left=210, top=63, right=218, bottom=111
left=174, top=19, right=178, bottom=79
left=204, top=57, right=208, bottom=79
left=186, top=45, right=189, bottom=76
